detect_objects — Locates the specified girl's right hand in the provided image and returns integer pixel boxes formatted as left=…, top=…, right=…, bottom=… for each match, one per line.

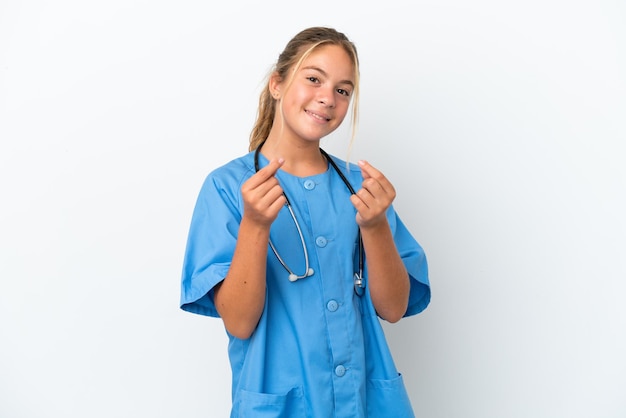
left=241, top=158, right=286, bottom=227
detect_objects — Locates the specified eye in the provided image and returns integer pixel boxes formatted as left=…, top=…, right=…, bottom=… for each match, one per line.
left=337, top=88, right=351, bottom=97
left=307, top=76, right=320, bottom=83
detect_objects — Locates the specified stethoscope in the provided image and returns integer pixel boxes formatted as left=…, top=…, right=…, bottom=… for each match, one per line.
left=254, top=144, right=365, bottom=296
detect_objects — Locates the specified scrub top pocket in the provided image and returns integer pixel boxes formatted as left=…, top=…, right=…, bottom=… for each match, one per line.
left=233, top=386, right=305, bottom=418
left=366, top=373, right=415, bottom=418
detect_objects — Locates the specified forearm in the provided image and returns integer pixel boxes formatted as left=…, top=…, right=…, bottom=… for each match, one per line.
left=213, top=217, right=269, bottom=339
left=361, top=221, right=410, bottom=323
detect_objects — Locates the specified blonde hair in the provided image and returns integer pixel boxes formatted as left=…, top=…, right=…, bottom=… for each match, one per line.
left=249, top=27, right=360, bottom=152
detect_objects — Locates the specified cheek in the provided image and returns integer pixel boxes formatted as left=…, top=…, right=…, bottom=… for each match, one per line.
left=335, top=101, right=351, bottom=122
left=292, top=88, right=314, bottom=104
left=282, top=90, right=307, bottom=112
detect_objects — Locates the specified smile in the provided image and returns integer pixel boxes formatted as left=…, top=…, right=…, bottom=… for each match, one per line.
left=305, top=109, right=331, bottom=122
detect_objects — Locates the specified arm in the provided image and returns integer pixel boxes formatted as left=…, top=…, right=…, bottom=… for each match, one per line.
left=350, top=160, right=410, bottom=323
left=213, top=158, right=285, bottom=339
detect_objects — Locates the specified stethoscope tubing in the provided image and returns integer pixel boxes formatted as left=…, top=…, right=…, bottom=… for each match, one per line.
left=254, top=145, right=365, bottom=295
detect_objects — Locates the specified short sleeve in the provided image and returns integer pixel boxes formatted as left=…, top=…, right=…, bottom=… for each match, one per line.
left=179, top=162, right=250, bottom=317
left=388, top=210, right=431, bottom=317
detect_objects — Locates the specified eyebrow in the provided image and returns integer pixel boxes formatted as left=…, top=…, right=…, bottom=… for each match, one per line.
left=302, top=65, right=355, bottom=87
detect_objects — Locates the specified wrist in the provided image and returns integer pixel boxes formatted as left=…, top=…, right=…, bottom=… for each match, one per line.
left=239, top=216, right=272, bottom=239
left=359, top=218, right=390, bottom=235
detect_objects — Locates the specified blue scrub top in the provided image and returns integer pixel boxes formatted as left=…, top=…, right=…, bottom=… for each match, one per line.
left=180, top=151, right=430, bottom=418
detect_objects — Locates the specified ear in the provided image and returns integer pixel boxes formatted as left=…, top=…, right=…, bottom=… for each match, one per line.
left=269, top=71, right=282, bottom=100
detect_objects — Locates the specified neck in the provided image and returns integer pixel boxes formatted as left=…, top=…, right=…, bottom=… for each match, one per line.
left=259, top=136, right=327, bottom=177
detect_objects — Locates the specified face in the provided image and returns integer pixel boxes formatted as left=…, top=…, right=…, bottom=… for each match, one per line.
left=272, top=44, right=355, bottom=144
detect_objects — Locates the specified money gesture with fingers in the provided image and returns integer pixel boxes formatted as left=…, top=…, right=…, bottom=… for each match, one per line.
left=350, top=160, right=396, bottom=229
left=241, top=158, right=286, bottom=227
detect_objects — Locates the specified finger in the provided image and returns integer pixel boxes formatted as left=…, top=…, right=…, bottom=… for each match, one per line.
left=350, top=193, right=368, bottom=211
left=267, top=192, right=287, bottom=214
left=360, top=162, right=371, bottom=180
left=361, top=177, right=385, bottom=198
left=355, top=187, right=388, bottom=218
left=350, top=194, right=377, bottom=227
left=354, top=179, right=393, bottom=217
left=358, top=160, right=395, bottom=197
left=358, top=160, right=390, bottom=186
left=247, top=178, right=284, bottom=209
left=261, top=183, right=288, bottom=222
left=358, top=160, right=380, bottom=180
left=250, top=158, right=285, bottom=187
left=243, top=180, right=286, bottom=225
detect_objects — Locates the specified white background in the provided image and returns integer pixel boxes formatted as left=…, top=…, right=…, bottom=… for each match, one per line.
left=1, top=1, right=625, bottom=417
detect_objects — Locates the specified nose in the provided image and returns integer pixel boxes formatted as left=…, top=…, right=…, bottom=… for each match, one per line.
left=318, top=87, right=335, bottom=107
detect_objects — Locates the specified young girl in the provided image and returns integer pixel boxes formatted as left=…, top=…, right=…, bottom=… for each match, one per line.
left=180, top=27, right=430, bottom=418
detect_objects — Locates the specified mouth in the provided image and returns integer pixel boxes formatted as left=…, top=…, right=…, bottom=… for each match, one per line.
left=305, top=109, right=331, bottom=122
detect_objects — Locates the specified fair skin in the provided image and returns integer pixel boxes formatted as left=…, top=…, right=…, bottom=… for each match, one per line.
left=214, top=44, right=410, bottom=339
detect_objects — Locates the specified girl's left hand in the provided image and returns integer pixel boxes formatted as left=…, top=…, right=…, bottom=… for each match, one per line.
left=350, top=160, right=396, bottom=228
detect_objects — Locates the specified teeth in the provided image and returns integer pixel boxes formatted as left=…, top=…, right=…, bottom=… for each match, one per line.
left=308, top=110, right=329, bottom=121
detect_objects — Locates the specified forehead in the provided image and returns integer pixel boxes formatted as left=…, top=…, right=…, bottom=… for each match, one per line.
left=298, top=44, right=355, bottom=82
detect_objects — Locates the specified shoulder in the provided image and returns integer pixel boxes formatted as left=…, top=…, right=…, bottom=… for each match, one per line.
left=196, top=152, right=255, bottom=203
left=202, top=152, right=255, bottom=188
left=208, top=151, right=255, bottom=181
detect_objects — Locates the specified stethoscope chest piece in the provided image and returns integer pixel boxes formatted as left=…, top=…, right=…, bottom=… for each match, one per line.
left=289, top=268, right=315, bottom=282
left=354, top=273, right=365, bottom=296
